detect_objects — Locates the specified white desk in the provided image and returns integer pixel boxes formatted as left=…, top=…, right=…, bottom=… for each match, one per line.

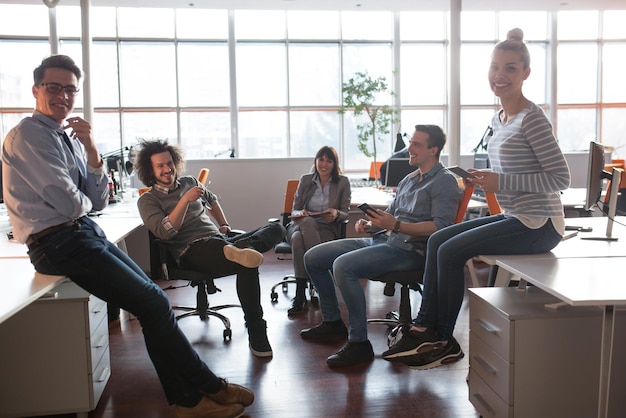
left=478, top=216, right=626, bottom=286
left=495, top=256, right=626, bottom=418
left=0, top=258, right=66, bottom=324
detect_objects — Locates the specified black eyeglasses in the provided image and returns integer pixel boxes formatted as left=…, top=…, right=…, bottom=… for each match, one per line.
left=38, top=82, right=80, bottom=96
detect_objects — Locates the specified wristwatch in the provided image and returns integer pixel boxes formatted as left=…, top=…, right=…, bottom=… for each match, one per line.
left=393, top=219, right=401, bottom=232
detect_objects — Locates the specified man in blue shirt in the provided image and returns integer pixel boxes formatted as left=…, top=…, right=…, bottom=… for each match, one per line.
left=300, top=124, right=462, bottom=368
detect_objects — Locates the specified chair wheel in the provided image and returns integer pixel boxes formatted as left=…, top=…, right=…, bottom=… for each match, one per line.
left=223, top=328, right=232, bottom=341
left=270, top=291, right=278, bottom=302
left=281, top=283, right=289, bottom=292
left=310, top=296, right=319, bottom=306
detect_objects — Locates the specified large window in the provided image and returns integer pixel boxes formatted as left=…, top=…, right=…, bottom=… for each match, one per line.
left=1, top=3, right=625, bottom=171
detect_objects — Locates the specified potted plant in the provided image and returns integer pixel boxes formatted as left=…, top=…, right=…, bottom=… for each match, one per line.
left=339, top=71, right=396, bottom=185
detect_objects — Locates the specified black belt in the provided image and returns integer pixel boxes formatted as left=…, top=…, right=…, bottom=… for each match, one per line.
left=26, top=219, right=79, bottom=246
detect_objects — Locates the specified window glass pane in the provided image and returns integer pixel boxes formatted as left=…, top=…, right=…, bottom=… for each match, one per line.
left=235, top=10, right=285, bottom=39
left=461, top=12, right=496, bottom=41
left=122, top=112, right=178, bottom=147
left=558, top=11, right=599, bottom=40
left=176, top=9, right=228, bottom=39
left=180, top=111, right=231, bottom=160
left=289, top=110, right=341, bottom=158
left=556, top=108, right=597, bottom=152
left=0, top=5, right=48, bottom=36
left=0, top=41, right=50, bottom=108
left=119, top=42, right=177, bottom=107
left=93, top=112, right=122, bottom=154
left=461, top=109, right=498, bottom=155
left=524, top=44, right=547, bottom=104
left=603, top=10, right=626, bottom=39
left=400, top=44, right=446, bottom=105
left=342, top=11, right=393, bottom=41
left=90, top=7, right=117, bottom=38
left=289, top=44, right=340, bottom=106
left=287, top=11, right=339, bottom=39
left=602, top=108, right=626, bottom=159
left=460, top=44, right=495, bottom=105
left=118, top=8, right=175, bottom=38
left=342, top=112, right=392, bottom=172
left=497, top=12, right=548, bottom=41
left=602, top=43, right=626, bottom=103
left=557, top=44, right=598, bottom=104
left=342, top=44, right=393, bottom=94
left=57, top=5, right=81, bottom=38
left=236, top=44, right=287, bottom=107
left=178, top=43, right=230, bottom=107
left=399, top=11, right=446, bottom=41
left=238, top=111, right=287, bottom=158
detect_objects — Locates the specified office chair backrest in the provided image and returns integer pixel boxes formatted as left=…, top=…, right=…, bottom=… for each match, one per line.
left=485, top=192, right=502, bottom=215
left=197, top=168, right=210, bottom=185
left=455, top=180, right=476, bottom=224
left=281, top=179, right=300, bottom=225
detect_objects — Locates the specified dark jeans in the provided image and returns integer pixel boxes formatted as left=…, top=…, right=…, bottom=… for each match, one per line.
left=178, top=222, right=285, bottom=324
left=27, top=217, right=221, bottom=405
left=415, top=214, right=562, bottom=340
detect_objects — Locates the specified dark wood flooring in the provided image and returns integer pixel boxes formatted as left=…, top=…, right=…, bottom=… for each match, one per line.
left=39, top=254, right=488, bottom=418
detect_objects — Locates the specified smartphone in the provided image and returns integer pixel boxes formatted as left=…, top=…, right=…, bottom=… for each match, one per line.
left=447, top=166, right=476, bottom=179
left=357, top=203, right=376, bottom=215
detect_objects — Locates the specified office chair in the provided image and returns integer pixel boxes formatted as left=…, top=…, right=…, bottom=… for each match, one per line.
left=268, top=179, right=348, bottom=305
left=367, top=182, right=475, bottom=328
left=149, top=232, right=241, bottom=341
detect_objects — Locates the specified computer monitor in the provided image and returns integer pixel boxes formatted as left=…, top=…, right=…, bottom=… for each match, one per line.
left=582, top=141, right=621, bottom=241
left=384, top=158, right=415, bottom=188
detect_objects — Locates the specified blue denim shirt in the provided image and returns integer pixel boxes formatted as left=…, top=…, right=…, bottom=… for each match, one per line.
left=385, top=162, right=462, bottom=251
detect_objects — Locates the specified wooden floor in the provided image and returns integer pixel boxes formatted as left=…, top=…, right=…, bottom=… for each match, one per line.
left=42, top=254, right=487, bottom=418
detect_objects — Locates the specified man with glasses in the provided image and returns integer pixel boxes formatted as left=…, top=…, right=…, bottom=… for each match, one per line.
left=2, top=54, right=253, bottom=418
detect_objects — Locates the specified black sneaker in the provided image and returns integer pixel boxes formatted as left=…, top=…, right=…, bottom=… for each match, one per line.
left=382, top=326, right=441, bottom=360
left=327, top=340, right=374, bottom=367
left=400, top=337, right=464, bottom=370
left=287, top=296, right=307, bottom=315
left=300, top=321, right=348, bottom=341
left=247, top=320, right=273, bottom=358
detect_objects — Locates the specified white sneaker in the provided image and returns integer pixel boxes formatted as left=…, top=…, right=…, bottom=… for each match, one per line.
left=223, top=245, right=263, bottom=268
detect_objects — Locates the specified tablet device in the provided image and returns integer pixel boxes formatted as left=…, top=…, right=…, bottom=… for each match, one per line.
left=447, top=166, right=475, bottom=179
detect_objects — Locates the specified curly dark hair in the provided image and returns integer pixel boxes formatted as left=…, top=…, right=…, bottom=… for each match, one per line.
left=132, top=139, right=185, bottom=186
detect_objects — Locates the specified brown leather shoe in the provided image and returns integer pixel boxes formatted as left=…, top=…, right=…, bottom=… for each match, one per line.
left=204, top=378, right=254, bottom=407
left=174, top=397, right=243, bottom=418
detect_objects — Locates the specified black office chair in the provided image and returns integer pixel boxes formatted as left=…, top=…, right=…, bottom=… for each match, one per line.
left=367, top=182, right=475, bottom=329
left=149, top=232, right=241, bottom=341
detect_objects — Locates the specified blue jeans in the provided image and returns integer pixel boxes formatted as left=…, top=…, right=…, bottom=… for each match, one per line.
left=26, top=217, right=221, bottom=405
left=415, top=214, right=562, bottom=340
left=304, top=233, right=426, bottom=342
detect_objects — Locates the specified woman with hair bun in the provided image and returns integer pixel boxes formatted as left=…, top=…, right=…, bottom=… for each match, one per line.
left=382, top=28, right=571, bottom=370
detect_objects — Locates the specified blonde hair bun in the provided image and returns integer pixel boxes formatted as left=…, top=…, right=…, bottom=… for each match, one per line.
left=507, top=28, right=524, bottom=42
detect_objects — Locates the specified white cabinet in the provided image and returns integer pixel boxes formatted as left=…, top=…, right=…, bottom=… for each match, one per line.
left=0, top=280, right=110, bottom=418
left=468, top=286, right=606, bottom=418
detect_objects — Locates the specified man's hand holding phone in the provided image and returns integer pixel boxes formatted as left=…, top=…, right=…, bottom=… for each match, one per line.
left=357, top=203, right=377, bottom=215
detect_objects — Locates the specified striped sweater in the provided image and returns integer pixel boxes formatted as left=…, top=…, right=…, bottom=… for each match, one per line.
left=488, top=101, right=571, bottom=226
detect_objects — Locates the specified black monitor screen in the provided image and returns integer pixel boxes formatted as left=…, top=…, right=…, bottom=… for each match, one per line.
left=385, top=158, right=415, bottom=188
left=584, top=141, right=606, bottom=211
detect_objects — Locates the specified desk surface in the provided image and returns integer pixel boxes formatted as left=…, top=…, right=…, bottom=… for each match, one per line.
left=0, top=258, right=66, bottom=324
left=496, top=256, right=626, bottom=306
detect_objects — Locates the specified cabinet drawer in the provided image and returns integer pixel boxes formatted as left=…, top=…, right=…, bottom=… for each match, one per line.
left=469, top=332, right=512, bottom=404
left=88, top=295, right=108, bottom=336
left=91, top=347, right=111, bottom=408
left=468, top=368, right=512, bottom=418
left=90, top=315, right=110, bottom=372
left=469, top=296, right=512, bottom=361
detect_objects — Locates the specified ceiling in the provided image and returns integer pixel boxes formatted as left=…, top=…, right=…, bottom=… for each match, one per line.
left=4, top=0, right=626, bottom=11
